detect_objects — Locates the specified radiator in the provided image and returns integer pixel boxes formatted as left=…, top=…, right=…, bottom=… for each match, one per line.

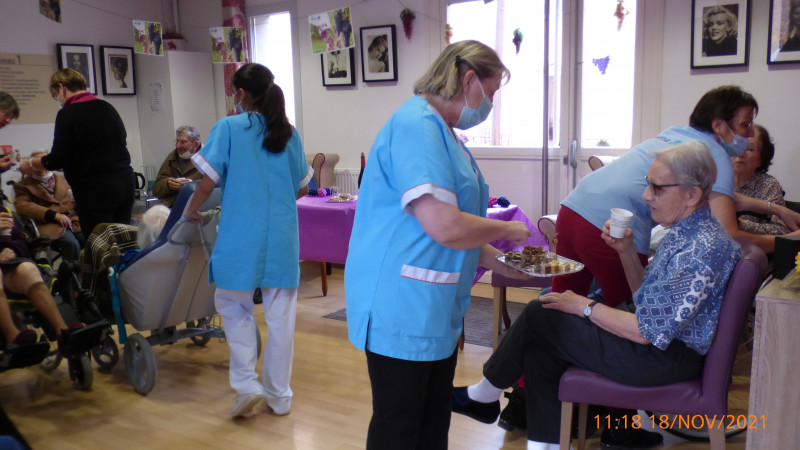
left=334, top=168, right=360, bottom=194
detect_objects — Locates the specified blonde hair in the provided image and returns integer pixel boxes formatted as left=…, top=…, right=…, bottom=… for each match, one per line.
left=49, top=69, right=87, bottom=96
left=413, top=40, right=509, bottom=100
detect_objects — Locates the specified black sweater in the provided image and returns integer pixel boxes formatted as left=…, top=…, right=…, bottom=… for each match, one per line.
left=42, top=98, right=132, bottom=195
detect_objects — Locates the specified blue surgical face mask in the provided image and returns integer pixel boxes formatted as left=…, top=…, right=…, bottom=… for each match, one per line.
left=717, top=123, right=749, bottom=156
left=234, top=103, right=243, bottom=114
left=57, top=99, right=64, bottom=108
left=455, top=80, right=493, bottom=130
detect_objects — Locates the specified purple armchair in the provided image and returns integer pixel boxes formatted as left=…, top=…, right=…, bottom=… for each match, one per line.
left=557, top=240, right=767, bottom=450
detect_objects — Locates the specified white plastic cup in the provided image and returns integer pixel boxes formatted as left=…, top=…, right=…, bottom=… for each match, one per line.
left=609, top=208, right=633, bottom=238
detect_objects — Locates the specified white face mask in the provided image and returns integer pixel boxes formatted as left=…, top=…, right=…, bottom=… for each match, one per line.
left=178, top=150, right=193, bottom=160
left=33, top=171, right=54, bottom=182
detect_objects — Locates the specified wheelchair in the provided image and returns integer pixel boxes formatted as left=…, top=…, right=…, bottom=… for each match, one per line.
left=0, top=260, right=108, bottom=390
left=0, top=191, right=107, bottom=389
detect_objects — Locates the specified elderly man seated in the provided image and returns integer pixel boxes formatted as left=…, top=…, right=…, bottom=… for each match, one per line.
left=452, top=142, right=741, bottom=450
left=152, top=126, right=203, bottom=207
left=14, top=150, right=82, bottom=261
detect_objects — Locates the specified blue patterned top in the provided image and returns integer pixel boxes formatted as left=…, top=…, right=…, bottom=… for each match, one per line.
left=634, top=207, right=741, bottom=355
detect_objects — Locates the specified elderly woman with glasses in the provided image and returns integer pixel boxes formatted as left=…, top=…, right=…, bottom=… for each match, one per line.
left=453, top=141, right=741, bottom=450
left=732, top=124, right=792, bottom=237
left=550, top=85, right=795, bottom=311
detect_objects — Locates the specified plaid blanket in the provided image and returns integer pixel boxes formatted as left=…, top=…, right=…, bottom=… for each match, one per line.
left=79, top=223, right=139, bottom=299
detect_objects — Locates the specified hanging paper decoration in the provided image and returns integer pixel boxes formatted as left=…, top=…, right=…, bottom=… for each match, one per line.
left=592, top=56, right=610, bottom=75
left=400, top=8, right=416, bottom=40
left=445, top=24, right=453, bottom=45
left=614, top=0, right=629, bottom=31
left=512, top=28, right=523, bottom=54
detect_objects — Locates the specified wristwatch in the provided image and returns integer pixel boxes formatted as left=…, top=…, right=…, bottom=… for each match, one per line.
left=583, top=300, right=599, bottom=319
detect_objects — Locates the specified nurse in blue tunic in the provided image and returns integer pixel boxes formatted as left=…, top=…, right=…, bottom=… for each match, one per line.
left=345, top=40, right=533, bottom=449
left=185, top=64, right=312, bottom=419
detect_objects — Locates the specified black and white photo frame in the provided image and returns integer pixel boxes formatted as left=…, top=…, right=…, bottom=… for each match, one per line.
left=57, top=43, right=96, bottom=93
left=321, top=48, right=356, bottom=86
left=360, top=25, right=398, bottom=82
left=100, top=46, right=136, bottom=95
left=690, top=0, right=750, bottom=68
left=767, top=0, right=800, bottom=64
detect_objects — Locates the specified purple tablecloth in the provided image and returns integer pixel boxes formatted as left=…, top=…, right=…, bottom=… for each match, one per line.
left=297, top=196, right=357, bottom=264
left=297, top=198, right=545, bottom=277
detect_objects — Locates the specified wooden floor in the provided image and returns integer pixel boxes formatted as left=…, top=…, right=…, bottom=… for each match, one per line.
left=1, top=262, right=748, bottom=449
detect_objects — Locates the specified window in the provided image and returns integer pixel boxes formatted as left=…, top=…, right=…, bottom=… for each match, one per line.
left=580, top=0, right=636, bottom=149
left=448, top=0, right=557, bottom=148
left=252, top=12, right=296, bottom=124
left=446, top=0, right=636, bottom=150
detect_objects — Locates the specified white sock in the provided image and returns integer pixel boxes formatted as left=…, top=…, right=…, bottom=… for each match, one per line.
left=526, top=441, right=549, bottom=450
left=548, top=443, right=572, bottom=450
left=526, top=442, right=571, bottom=450
left=467, top=377, right=503, bottom=403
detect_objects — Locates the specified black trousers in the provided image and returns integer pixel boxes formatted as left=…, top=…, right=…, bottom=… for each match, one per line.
left=74, top=170, right=135, bottom=236
left=483, top=301, right=704, bottom=443
left=365, top=348, right=458, bottom=450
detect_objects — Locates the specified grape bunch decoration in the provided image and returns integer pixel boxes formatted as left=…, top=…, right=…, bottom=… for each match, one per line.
left=512, top=28, right=523, bottom=55
left=400, top=8, right=416, bottom=40
left=592, top=56, right=610, bottom=75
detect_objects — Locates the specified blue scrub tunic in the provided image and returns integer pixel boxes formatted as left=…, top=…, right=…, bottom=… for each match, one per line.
left=562, top=126, right=735, bottom=254
left=345, top=95, right=490, bottom=362
left=192, top=113, right=312, bottom=291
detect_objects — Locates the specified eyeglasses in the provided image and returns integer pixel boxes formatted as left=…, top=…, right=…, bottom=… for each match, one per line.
left=644, top=176, right=680, bottom=195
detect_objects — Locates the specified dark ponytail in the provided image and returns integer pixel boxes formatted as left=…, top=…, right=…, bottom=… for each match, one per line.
left=232, top=63, right=293, bottom=153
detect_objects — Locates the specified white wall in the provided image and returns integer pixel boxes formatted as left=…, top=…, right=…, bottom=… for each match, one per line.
left=294, top=0, right=440, bottom=170
left=660, top=0, right=800, bottom=199
left=0, top=0, right=166, bottom=195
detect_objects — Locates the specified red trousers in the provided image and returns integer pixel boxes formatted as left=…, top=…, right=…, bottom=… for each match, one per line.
left=550, top=206, right=648, bottom=308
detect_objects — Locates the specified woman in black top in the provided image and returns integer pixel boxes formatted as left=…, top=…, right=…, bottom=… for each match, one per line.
left=20, top=69, right=135, bottom=236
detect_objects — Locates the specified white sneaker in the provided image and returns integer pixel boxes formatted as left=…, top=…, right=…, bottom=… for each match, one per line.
left=267, top=399, right=291, bottom=416
left=231, top=393, right=266, bottom=418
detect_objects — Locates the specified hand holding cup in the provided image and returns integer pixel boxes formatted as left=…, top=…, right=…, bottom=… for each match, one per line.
left=609, top=208, right=633, bottom=238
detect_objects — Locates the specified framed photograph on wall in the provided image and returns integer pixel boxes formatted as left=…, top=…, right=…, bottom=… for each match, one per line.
left=56, top=43, right=96, bottom=93
left=360, top=25, right=398, bottom=82
left=321, top=48, right=356, bottom=86
left=690, top=0, right=750, bottom=68
left=767, top=0, right=800, bottom=64
left=99, top=46, right=136, bottom=95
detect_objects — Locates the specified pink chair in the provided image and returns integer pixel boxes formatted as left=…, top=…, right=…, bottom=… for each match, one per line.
left=557, top=240, right=767, bottom=450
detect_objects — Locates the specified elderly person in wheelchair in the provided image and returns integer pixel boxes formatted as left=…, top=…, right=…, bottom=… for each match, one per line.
left=452, top=142, right=741, bottom=449
left=0, top=209, right=102, bottom=361
left=14, top=150, right=82, bottom=262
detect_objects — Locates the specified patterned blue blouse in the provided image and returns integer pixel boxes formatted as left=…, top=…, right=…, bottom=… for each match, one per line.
left=633, top=207, right=741, bottom=355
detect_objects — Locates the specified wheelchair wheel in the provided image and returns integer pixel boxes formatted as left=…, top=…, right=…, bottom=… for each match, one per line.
left=188, top=318, right=212, bottom=347
left=68, top=353, right=93, bottom=391
left=124, top=333, right=157, bottom=395
left=39, top=337, right=62, bottom=373
left=91, top=335, right=119, bottom=370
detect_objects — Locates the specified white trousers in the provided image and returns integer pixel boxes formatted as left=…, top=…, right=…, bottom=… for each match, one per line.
left=215, top=287, right=297, bottom=412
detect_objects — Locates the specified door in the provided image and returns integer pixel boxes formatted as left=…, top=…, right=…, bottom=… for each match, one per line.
left=446, top=0, right=642, bottom=217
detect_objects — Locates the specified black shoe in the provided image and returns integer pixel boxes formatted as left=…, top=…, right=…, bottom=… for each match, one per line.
left=497, top=390, right=526, bottom=431
left=451, top=386, right=500, bottom=424
left=600, top=422, right=663, bottom=449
